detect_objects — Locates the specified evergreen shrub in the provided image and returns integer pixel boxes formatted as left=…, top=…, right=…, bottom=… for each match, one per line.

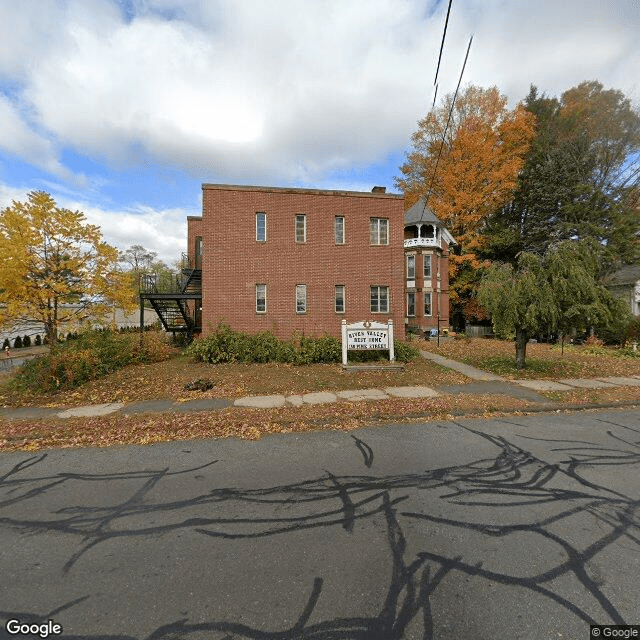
left=392, top=340, right=421, bottom=362
left=625, top=317, right=640, bottom=344
left=22, top=335, right=31, bottom=348
left=187, top=323, right=419, bottom=365
left=13, top=336, right=22, bottom=349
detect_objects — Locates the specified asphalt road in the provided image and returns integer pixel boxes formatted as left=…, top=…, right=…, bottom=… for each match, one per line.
left=0, top=408, right=639, bottom=639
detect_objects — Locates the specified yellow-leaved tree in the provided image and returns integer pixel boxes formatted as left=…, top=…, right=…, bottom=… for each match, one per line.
left=396, top=85, right=536, bottom=325
left=0, top=191, right=134, bottom=342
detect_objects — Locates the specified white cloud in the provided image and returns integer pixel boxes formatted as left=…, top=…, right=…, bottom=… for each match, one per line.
left=1, top=0, right=638, bottom=269
left=1, top=0, right=639, bottom=188
left=15, top=0, right=439, bottom=182
left=0, top=181, right=191, bottom=263
left=0, top=182, right=32, bottom=206
left=79, top=202, right=190, bottom=264
left=0, top=0, right=66, bottom=79
left=0, top=95, right=77, bottom=181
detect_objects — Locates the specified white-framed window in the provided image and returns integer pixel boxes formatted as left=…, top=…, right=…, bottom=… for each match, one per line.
left=424, top=292, right=432, bottom=316
left=370, top=285, right=389, bottom=313
left=256, top=284, right=267, bottom=313
left=296, top=284, right=307, bottom=313
left=335, top=285, right=345, bottom=313
left=370, top=218, right=389, bottom=245
left=424, top=253, right=432, bottom=278
left=295, top=214, right=307, bottom=243
left=334, top=216, right=345, bottom=244
left=406, top=254, right=415, bottom=279
left=407, top=292, right=416, bottom=316
left=256, top=212, right=267, bottom=242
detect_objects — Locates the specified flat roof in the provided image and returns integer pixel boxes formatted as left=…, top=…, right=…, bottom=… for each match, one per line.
left=201, top=183, right=403, bottom=199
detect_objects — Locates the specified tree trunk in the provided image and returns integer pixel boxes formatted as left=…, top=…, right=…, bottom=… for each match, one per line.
left=44, top=319, right=56, bottom=345
left=515, top=327, right=528, bottom=369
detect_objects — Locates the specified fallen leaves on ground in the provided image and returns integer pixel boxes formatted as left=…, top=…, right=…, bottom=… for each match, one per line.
left=541, top=386, right=640, bottom=405
left=419, top=338, right=640, bottom=379
left=0, top=355, right=468, bottom=408
left=0, top=394, right=539, bottom=452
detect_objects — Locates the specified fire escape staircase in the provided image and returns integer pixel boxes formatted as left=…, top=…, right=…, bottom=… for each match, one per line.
left=139, top=254, right=202, bottom=336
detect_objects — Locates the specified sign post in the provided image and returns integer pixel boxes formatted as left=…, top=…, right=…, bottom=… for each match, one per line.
left=341, top=319, right=395, bottom=366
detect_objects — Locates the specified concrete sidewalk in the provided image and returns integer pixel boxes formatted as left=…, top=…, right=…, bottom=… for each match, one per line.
left=1, top=376, right=638, bottom=421
left=420, top=349, right=505, bottom=381
left=1, top=349, right=638, bottom=421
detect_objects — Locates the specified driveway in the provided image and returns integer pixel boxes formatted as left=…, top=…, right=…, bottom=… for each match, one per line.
left=0, top=408, right=638, bottom=639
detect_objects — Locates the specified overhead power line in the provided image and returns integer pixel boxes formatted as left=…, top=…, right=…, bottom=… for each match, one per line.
left=421, top=34, right=473, bottom=221
left=434, top=0, right=453, bottom=87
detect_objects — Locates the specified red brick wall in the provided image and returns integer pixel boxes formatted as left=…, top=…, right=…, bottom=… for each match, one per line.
left=186, top=216, right=203, bottom=267
left=403, top=241, right=452, bottom=332
left=439, top=247, right=450, bottom=325
left=189, top=185, right=405, bottom=339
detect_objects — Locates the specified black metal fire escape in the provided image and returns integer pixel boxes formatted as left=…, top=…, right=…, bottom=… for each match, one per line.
left=139, top=253, right=202, bottom=339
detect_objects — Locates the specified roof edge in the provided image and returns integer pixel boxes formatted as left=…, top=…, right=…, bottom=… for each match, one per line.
left=201, top=183, right=403, bottom=198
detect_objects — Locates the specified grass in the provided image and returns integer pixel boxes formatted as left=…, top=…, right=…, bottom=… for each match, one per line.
left=460, top=355, right=583, bottom=378
left=1, top=335, right=638, bottom=453
left=419, top=337, right=640, bottom=380
left=541, top=386, right=640, bottom=405
left=0, top=351, right=468, bottom=408
left=0, top=393, right=540, bottom=452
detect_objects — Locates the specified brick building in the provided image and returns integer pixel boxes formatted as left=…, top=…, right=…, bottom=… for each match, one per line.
left=403, top=197, right=455, bottom=335
left=187, top=183, right=406, bottom=339
left=142, top=184, right=454, bottom=341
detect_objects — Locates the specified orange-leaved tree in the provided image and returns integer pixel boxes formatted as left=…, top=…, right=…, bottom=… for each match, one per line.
left=395, top=85, right=536, bottom=323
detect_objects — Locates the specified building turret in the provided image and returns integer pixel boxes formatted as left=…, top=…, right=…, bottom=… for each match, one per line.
left=403, top=198, right=456, bottom=336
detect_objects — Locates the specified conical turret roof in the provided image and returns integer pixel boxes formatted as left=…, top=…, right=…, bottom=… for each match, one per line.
left=404, top=197, right=441, bottom=226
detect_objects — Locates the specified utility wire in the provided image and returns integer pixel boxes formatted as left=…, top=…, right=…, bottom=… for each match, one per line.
left=434, top=0, right=453, bottom=87
left=421, top=34, right=473, bottom=221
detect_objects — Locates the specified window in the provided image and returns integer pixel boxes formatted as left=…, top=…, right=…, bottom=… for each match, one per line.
left=334, top=216, right=345, bottom=244
left=256, top=212, right=267, bottom=242
left=424, top=292, right=432, bottom=316
left=256, top=284, right=267, bottom=313
left=335, top=285, right=345, bottom=313
left=407, top=292, right=415, bottom=316
left=194, top=236, right=203, bottom=269
left=424, top=254, right=432, bottom=278
left=406, top=254, right=415, bottom=279
left=370, top=285, right=389, bottom=313
left=370, top=218, right=389, bottom=245
left=295, top=214, right=306, bottom=243
left=296, top=284, right=307, bottom=313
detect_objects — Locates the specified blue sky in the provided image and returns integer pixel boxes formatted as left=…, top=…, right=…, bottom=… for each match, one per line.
left=1, top=0, right=639, bottom=263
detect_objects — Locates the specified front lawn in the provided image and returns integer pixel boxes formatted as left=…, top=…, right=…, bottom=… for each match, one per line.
left=0, top=352, right=469, bottom=408
left=418, top=337, right=640, bottom=379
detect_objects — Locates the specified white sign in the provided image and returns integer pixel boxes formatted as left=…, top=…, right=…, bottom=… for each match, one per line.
left=347, top=329, right=389, bottom=350
left=341, top=320, right=395, bottom=365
